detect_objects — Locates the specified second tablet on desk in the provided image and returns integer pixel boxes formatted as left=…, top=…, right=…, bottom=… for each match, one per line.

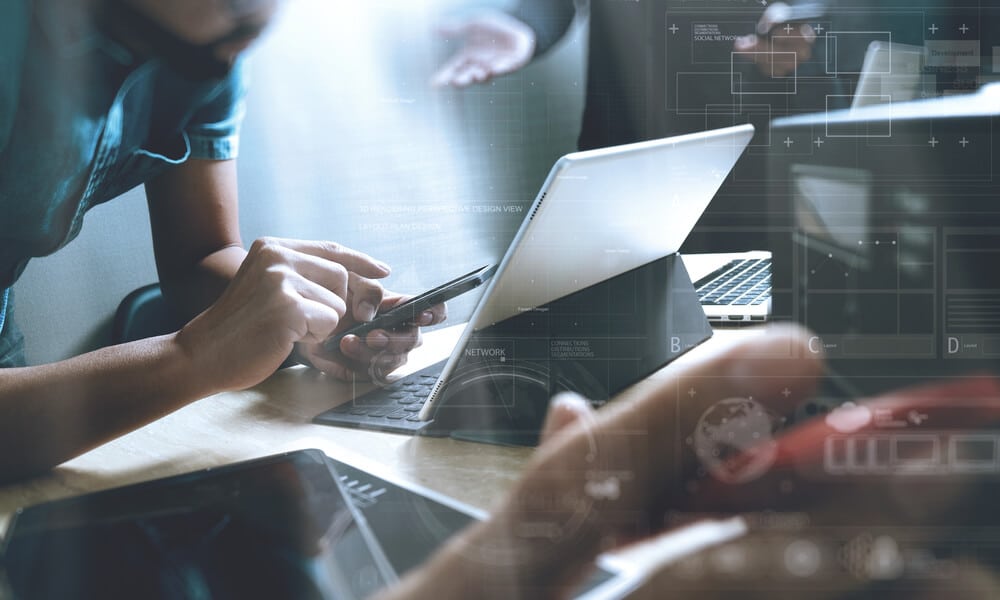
left=1, top=449, right=640, bottom=600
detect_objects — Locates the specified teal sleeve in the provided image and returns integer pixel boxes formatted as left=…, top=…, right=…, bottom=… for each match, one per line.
left=185, top=59, right=249, bottom=160
left=0, top=0, right=30, bottom=154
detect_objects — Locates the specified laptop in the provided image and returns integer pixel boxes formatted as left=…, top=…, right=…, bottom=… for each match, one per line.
left=1, top=449, right=641, bottom=599
left=315, top=124, right=755, bottom=440
left=851, top=41, right=929, bottom=111
left=685, top=251, right=772, bottom=324
left=682, top=41, right=937, bottom=326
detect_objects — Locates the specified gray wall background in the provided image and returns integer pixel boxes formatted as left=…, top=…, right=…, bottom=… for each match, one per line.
left=13, top=0, right=586, bottom=365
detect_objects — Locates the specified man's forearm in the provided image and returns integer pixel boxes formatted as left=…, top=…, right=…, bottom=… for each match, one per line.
left=145, top=158, right=247, bottom=325
left=0, top=333, right=219, bottom=483
left=160, top=244, right=248, bottom=324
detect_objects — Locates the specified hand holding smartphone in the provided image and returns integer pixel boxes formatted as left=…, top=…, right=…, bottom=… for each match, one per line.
left=323, top=264, right=497, bottom=353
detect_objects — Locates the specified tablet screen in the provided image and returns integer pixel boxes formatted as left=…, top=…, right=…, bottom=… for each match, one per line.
left=1, top=450, right=391, bottom=599
left=2, top=450, right=634, bottom=599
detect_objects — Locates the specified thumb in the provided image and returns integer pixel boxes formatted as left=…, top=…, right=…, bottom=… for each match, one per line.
left=539, top=392, right=595, bottom=445
left=734, top=34, right=761, bottom=52
left=434, top=18, right=469, bottom=39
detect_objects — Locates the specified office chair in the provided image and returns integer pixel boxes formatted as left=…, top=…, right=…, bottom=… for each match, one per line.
left=112, top=283, right=300, bottom=369
left=111, top=283, right=175, bottom=344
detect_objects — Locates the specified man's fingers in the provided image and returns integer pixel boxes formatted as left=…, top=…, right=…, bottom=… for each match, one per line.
left=372, top=326, right=422, bottom=354
left=295, top=297, right=345, bottom=344
left=423, top=300, right=447, bottom=325
left=595, top=324, right=824, bottom=511
left=340, top=330, right=393, bottom=357
left=431, top=10, right=535, bottom=87
left=451, top=63, right=477, bottom=87
left=734, top=33, right=762, bottom=53
left=434, top=18, right=469, bottom=39
left=322, top=348, right=408, bottom=384
left=368, top=351, right=408, bottom=385
left=450, top=58, right=501, bottom=86
left=757, top=1, right=793, bottom=35
left=338, top=326, right=421, bottom=361
left=249, top=237, right=390, bottom=279
left=677, top=323, right=824, bottom=398
left=295, top=276, right=348, bottom=320
left=637, top=324, right=825, bottom=447
left=348, top=272, right=385, bottom=323
left=797, top=23, right=816, bottom=44
left=260, top=248, right=350, bottom=301
left=497, top=326, right=823, bottom=576
left=431, top=54, right=470, bottom=87
left=467, top=63, right=489, bottom=83
left=304, top=348, right=356, bottom=382
left=540, top=392, right=595, bottom=446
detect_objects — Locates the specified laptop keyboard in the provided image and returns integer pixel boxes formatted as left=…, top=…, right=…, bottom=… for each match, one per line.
left=313, top=361, right=446, bottom=433
left=695, top=258, right=771, bottom=306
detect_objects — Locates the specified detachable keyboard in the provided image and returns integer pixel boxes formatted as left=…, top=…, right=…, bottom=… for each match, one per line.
left=313, top=360, right=447, bottom=434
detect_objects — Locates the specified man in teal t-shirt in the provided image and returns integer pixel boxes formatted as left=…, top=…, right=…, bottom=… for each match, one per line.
left=0, top=0, right=445, bottom=482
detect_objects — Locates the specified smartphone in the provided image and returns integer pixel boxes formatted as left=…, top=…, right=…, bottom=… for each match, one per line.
left=323, top=264, right=497, bottom=352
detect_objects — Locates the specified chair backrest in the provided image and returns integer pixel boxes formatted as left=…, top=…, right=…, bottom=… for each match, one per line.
left=111, top=283, right=175, bottom=345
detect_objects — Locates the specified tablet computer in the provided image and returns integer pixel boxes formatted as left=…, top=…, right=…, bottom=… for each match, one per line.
left=0, top=450, right=640, bottom=599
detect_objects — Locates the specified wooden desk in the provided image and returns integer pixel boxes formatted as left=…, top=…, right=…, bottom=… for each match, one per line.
left=0, top=324, right=751, bottom=581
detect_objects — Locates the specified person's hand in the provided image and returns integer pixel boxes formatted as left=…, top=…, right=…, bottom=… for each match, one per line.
left=385, top=322, right=1000, bottom=598
left=296, top=289, right=448, bottom=383
left=174, top=237, right=391, bottom=393
left=431, top=9, right=536, bottom=87
left=734, top=2, right=817, bottom=78
left=380, top=313, right=1000, bottom=599
left=380, top=325, right=825, bottom=599
left=625, top=375, right=1000, bottom=599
